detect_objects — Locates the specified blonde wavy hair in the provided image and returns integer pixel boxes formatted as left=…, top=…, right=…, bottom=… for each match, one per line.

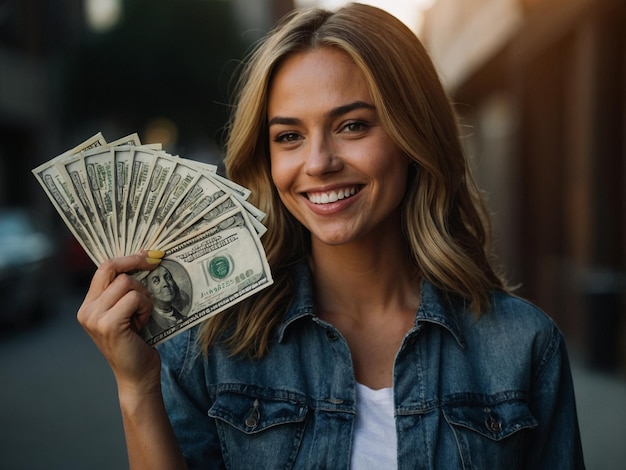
left=199, top=3, right=506, bottom=358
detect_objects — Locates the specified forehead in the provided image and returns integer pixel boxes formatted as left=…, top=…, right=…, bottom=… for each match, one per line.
left=148, top=266, right=168, bottom=278
left=268, top=47, right=372, bottom=114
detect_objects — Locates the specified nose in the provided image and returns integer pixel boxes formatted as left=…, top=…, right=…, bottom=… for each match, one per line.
left=304, top=133, right=343, bottom=176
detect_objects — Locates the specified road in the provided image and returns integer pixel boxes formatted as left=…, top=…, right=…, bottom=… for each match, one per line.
left=0, top=295, right=128, bottom=470
left=1, top=293, right=625, bottom=469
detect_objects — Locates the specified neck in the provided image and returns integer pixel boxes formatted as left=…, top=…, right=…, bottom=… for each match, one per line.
left=309, top=227, right=420, bottom=319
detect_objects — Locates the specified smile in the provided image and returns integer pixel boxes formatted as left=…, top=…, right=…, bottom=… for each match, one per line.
left=306, top=186, right=361, bottom=205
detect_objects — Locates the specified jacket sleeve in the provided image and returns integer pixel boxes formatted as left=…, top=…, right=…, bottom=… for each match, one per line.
left=525, top=322, right=585, bottom=469
left=158, top=328, right=225, bottom=470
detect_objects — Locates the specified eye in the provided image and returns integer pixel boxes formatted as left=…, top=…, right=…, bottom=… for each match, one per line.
left=273, top=131, right=302, bottom=144
left=340, top=120, right=369, bottom=134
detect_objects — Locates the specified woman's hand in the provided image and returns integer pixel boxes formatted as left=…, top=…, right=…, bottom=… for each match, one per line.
left=77, top=250, right=165, bottom=395
left=78, top=250, right=189, bottom=469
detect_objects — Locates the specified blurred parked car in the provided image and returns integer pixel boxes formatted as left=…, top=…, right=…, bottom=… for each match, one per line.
left=62, top=235, right=95, bottom=291
left=0, top=209, right=55, bottom=327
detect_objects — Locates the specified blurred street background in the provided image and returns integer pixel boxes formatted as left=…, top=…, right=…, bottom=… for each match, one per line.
left=1, top=0, right=625, bottom=468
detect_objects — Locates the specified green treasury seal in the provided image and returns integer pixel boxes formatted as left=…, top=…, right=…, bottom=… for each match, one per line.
left=209, top=255, right=232, bottom=280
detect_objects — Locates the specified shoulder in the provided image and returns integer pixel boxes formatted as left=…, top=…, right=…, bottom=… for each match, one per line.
left=421, top=281, right=560, bottom=349
left=421, top=281, right=566, bottom=377
left=484, top=291, right=560, bottom=343
left=483, top=291, right=558, bottom=334
left=459, top=291, right=565, bottom=377
left=419, top=287, right=572, bottom=395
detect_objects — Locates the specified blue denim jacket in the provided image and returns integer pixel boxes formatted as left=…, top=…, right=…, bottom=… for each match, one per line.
left=158, top=262, right=585, bottom=469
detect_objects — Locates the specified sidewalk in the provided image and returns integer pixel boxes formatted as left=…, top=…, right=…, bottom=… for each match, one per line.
left=571, top=360, right=626, bottom=470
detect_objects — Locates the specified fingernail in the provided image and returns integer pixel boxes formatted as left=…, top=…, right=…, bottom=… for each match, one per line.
left=146, top=257, right=162, bottom=265
left=148, top=250, right=165, bottom=259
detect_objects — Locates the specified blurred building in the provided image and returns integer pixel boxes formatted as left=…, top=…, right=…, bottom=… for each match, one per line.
left=0, top=2, right=78, bottom=210
left=422, top=0, right=626, bottom=372
left=233, top=0, right=295, bottom=41
left=0, top=0, right=292, bottom=221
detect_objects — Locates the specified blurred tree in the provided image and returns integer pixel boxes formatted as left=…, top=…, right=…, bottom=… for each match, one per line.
left=63, top=0, right=251, bottom=150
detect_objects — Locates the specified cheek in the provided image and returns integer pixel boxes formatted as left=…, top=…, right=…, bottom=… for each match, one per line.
left=269, top=161, right=282, bottom=191
left=382, top=154, right=411, bottom=201
left=269, top=154, right=294, bottom=196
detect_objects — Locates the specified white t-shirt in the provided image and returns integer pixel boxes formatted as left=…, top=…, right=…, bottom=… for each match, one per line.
left=350, top=383, right=397, bottom=469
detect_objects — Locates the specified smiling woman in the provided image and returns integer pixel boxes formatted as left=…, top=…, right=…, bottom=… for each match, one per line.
left=76, top=3, right=585, bottom=469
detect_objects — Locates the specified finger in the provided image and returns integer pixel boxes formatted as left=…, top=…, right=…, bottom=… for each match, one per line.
left=82, top=287, right=152, bottom=339
left=107, top=288, right=154, bottom=332
left=85, top=251, right=163, bottom=302
left=130, top=294, right=154, bottom=332
left=95, top=272, right=151, bottom=315
left=78, top=270, right=151, bottom=328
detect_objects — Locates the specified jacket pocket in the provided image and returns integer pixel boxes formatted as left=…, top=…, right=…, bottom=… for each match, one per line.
left=443, top=399, right=538, bottom=470
left=209, top=389, right=308, bottom=469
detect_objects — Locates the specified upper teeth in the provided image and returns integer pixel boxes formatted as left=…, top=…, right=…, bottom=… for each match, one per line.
left=307, top=187, right=358, bottom=204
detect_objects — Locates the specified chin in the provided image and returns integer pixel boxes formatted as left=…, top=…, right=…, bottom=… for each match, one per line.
left=311, top=230, right=359, bottom=247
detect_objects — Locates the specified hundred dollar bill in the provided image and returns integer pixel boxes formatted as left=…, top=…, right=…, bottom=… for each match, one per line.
left=58, top=147, right=117, bottom=258
left=190, top=160, right=252, bottom=201
left=139, top=206, right=273, bottom=346
left=107, top=133, right=141, bottom=147
left=32, top=133, right=112, bottom=263
left=178, top=158, right=266, bottom=227
left=150, top=174, right=226, bottom=248
left=32, top=163, right=105, bottom=265
left=158, top=194, right=240, bottom=251
left=210, top=175, right=265, bottom=226
left=129, top=151, right=179, bottom=254
left=113, top=143, right=165, bottom=254
left=49, top=132, right=107, bottom=164
left=133, top=154, right=205, bottom=252
left=211, top=172, right=252, bottom=202
left=171, top=156, right=255, bottom=203
left=83, top=147, right=118, bottom=257
left=125, top=149, right=159, bottom=251
left=114, top=146, right=134, bottom=256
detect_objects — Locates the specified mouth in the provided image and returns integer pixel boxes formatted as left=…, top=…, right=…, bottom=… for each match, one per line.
left=306, top=186, right=362, bottom=205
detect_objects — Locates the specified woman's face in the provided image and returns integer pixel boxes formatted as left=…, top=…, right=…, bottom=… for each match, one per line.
left=268, top=47, right=409, bottom=247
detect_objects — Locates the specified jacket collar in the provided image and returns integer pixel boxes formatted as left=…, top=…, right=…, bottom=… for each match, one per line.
left=276, top=262, right=466, bottom=348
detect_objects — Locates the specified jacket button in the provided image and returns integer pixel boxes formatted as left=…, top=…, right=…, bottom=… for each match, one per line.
left=483, top=407, right=502, bottom=432
left=245, top=399, right=260, bottom=429
left=485, top=418, right=502, bottom=432
left=326, top=330, right=338, bottom=341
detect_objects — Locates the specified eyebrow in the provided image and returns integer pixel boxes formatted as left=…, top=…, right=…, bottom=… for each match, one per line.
left=267, top=100, right=376, bottom=127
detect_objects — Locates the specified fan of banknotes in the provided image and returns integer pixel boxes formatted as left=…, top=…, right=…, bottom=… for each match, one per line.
left=32, top=132, right=273, bottom=346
